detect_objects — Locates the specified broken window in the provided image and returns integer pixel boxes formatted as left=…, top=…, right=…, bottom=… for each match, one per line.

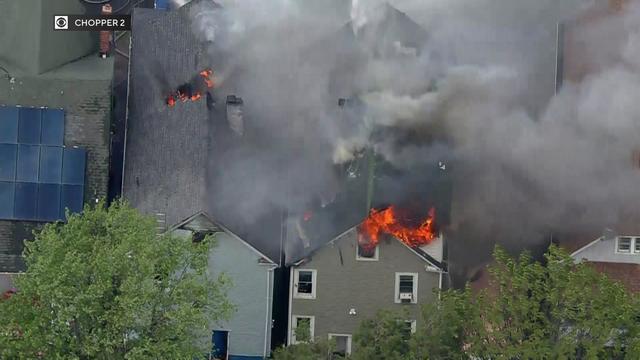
left=356, top=242, right=379, bottom=261
left=292, top=315, right=314, bottom=343
left=618, top=237, right=632, bottom=253
left=395, top=273, right=418, bottom=303
left=294, top=269, right=316, bottom=299
left=328, top=334, right=352, bottom=357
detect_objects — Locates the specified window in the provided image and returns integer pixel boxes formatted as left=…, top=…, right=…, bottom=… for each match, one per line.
left=618, top=237, right=633, bottom=253
left=616, top=236, right=640, bottom=254
left=291, top=315, right=314, bottom=344
left=328, top=334, right=352, bottom=356
left=294, top=269, right=317, bottom=299
left=395, top=272, right=418, bottom=304
left=400, top=320, right=417, bottom=341
left=356, top=242, right=379, bottom=261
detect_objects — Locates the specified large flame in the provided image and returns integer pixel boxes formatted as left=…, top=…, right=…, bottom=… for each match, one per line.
left=358, top=206, right=436, bottom=251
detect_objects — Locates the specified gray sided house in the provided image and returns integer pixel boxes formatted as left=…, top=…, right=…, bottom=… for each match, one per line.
left=288, top=226, right=446, bottom=356
left=170, top=212, right=277, bottom=360
left=0, top=0, right=113, bottom=290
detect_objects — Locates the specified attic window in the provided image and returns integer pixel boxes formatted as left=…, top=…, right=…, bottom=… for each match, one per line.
left=356, top=243, right=379, bottom=261
left=616, top=236, right=640, bottom=254
left=617, top=237, right=632, bottom=253
left=192, top=231, right=211, bottom=243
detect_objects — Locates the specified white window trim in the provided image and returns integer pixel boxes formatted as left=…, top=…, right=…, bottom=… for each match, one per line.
left=356, top=242, right=379, bottom=261
left=395, top=272, right=418, bottom=304
left=293, top=269, right=317, bottom=299
left=405, top=320, right=417, bottom=334
left=328, top=333, right=352, bottom=355
left=291, top=315, right=315, bottom=344
left=615, top=236, right=640, bottom=255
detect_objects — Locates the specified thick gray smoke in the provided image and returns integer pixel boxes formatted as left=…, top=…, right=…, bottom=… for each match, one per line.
left=187, top=0, right=640, bottom=274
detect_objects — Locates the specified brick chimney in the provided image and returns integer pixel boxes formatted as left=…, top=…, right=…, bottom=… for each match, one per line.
left=99, top=4, right=113, bottom=58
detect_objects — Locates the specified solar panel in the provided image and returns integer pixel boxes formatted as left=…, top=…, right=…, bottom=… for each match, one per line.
left=18, top=107, right=42, bottom=144
left=0, top=106, right=19, bottom=144
left=14, top=182, right=37, bottom=220
left=61, top=184, right=84, bottom=217
left=37, top=184, right=61, bottom=221
left=39, top=146, right=63, bottom=184
left=41, top=109, right=65, bottom=146
left=0, top=144, right=17, bottom=182
left=0, top=182, right=15, bottom=219
left=62, top=147, right=86, bottom=185
left=16, top=145, right=39, bottom=182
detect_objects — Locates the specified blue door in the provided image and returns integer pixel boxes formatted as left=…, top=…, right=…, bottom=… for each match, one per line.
left=212, top=330, right=229, bottom=360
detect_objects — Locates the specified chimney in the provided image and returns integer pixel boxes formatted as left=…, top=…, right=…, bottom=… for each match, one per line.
left=226, top=95, right=244, bottom=136
left=99, top=4, right=112, bottom=58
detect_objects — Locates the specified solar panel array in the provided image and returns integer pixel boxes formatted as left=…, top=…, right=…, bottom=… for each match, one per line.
left=0, top=106, right=86, bottom=222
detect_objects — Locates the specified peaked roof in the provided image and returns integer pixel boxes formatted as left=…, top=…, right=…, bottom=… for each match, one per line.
left=292, top=222, right=446, bottom=271
left=170, top=211, right=278, bottom=265
left=123, top=1, right=284, bottom=262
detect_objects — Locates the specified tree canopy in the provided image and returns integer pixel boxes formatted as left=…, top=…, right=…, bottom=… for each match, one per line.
left=273, top=245, right=640, bottom=359
left=0, top=201, right=233, bottom=360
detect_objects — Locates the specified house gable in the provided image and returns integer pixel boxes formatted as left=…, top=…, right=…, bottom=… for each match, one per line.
left=571, top=236, right=640, bottom=265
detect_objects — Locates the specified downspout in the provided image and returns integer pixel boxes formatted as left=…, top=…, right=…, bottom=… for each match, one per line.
left=263, top=267, right=274, bottom=358
left=120, top=32, right=133, bottom=195
left=287, top=267, right=294, bottom=345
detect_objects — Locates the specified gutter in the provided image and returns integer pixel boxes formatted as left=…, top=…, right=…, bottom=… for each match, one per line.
left=120, top=28, right=133, bottom=196
left=287, top=266, right=294, bottom=345
left=263, top=267, right=275, bottom=358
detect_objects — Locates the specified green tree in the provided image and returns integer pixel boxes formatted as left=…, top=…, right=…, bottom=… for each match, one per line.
left=351, top=309, right=413, bottom=360
left=467, top=245, right=640, bottom=359
left=0, top=201, right=233, bottom=359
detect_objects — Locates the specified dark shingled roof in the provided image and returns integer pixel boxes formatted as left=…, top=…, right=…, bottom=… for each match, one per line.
left=124, top=1, right=285, bottom=262
left=124, top=1, right=444, bottom=264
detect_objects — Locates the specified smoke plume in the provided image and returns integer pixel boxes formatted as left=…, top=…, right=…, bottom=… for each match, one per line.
left=187, top=0, right=640, bottom=276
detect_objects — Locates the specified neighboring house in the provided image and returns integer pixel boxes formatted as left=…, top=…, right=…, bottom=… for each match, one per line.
left=555, top=0, right=640, bottom=293
left=287, top=226, right=446, bottom=356
left=0, top=0, right=114, bottom=291
left=170, top=212, right=278, bottom=360
left=124, top=2, right=289, bottom=355
left=569, top=233, right=640, bottom=292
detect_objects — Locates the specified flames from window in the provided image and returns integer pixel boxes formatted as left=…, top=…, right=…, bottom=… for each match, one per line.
left=166, top=68, right=215, bottom=107
left=358, top=206, right=436, bottom=252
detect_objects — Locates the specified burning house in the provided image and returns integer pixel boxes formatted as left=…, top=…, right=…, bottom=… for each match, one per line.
left=125, top=0, right=452, bottom=357
left=287, top=211, right=446, bottom=355
left=123, top=3, right=287, bottom=359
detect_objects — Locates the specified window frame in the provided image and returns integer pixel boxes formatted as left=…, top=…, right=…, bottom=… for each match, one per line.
left=291, top=315, right=315, bottom=344
left=356, top=242, right=379, bottom=261
left=293, top=268, right=317, bottom=299
left=328, top=333, right=352, bottom=356
left=616, top=236, right=634, bottom=254
left=394, top=272, right=418, bottom=304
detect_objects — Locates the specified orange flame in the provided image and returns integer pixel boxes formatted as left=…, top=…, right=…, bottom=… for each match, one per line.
left=166, top=95, right=176, bottom=107
left=190, top=92, right=202, bottom=101
left=358, top=206, right=436, bottom=251
left=200, top=69, right=215, bottom=88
